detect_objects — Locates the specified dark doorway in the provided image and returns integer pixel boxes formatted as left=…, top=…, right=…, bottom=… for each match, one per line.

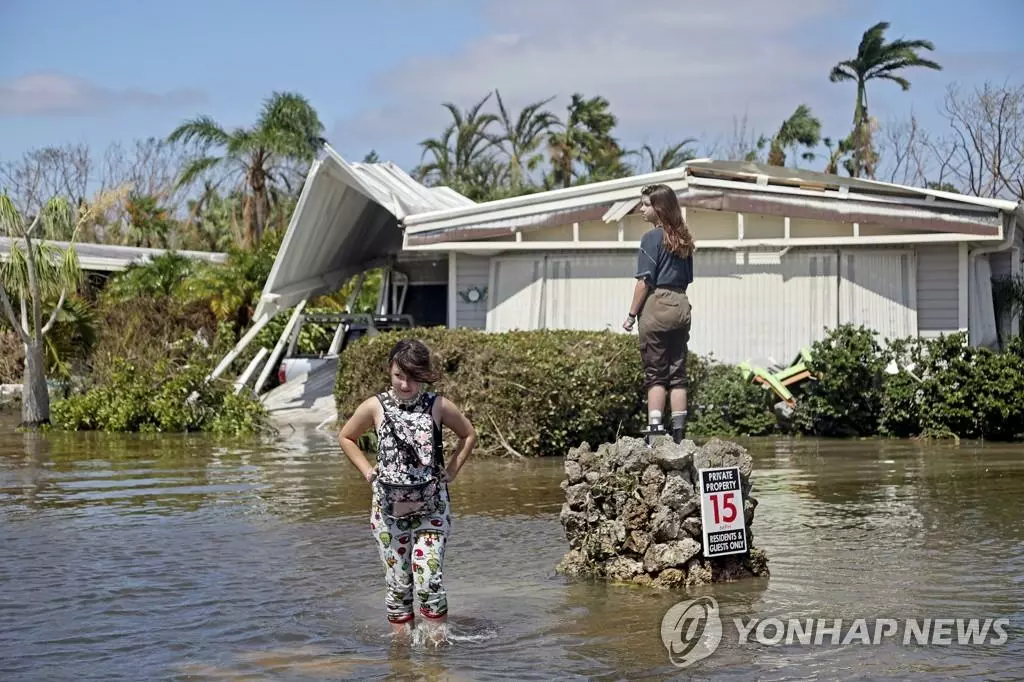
left=402, top=284, right=448, bottom=327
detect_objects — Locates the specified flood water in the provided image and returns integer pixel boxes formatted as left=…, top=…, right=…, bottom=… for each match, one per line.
left=1, top=413, right=1022, bottom=681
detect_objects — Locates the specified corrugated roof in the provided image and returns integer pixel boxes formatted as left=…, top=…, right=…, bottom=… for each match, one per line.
left=685, top=159, right=1020, bottom=212
left=251, top=144, right=474, bottom=320
left=401, top=159, right=1020, bottom=242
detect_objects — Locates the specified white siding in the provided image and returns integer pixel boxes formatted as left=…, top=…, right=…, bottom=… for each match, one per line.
left=454, top=254, right=489, bottom=329
left=840, top=250, right=918, bottom=342
left=487, top=255, right=545, bottom=331
left=467, top=243, right=952, bottom=362
left=916, top=245, right=960, bottom=336
left=543, top=254, right=634, bottom=330
left=688, top=250, right=838, bottom=365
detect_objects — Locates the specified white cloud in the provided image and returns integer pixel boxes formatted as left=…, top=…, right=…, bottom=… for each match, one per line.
left=333, top=0, right=865, bottom=165
left=0, top=72, right=207, bottom=117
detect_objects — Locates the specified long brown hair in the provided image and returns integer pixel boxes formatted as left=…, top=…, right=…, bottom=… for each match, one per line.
left=641, top=184, right=695, bottom=258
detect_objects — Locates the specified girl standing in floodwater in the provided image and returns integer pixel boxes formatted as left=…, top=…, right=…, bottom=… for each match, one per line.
left=622, top=183, right=696, bottom=444
left=338, top=339, right=477, bottom=642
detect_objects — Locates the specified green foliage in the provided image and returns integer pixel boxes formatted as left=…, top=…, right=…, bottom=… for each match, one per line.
left=51, top=356, right=271, bottom=435
left=334, top=327, right=704, bottom=458
left=254, top=306, right=335, bottom=357
left=879, top=333, right=1024, bottom=441
left=100, top=252, right=199, bottom=302
left=786, top=326, right=1024, bottom=442
left=689, top=362, right=778, bottom=438
left=792, top=324, right=887, bottom=437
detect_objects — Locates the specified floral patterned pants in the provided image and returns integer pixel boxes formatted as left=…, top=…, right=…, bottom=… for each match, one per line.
left=369, top=484, right=452, bottom=624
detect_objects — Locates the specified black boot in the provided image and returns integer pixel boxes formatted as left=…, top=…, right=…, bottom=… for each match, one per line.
left=671, top=412, right=687, bottom=444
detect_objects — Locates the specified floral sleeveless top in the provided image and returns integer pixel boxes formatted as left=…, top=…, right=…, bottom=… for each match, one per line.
left=375, top=391, right=443, bottom=485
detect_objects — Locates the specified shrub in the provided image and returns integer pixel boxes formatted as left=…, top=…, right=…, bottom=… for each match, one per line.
left=880, top=332, right=1024, bottom=441
left=792, top=324, right=887, bottom=437
left=88, top=295, right=219, bottom=382
left=877, top=336, right=929, bottom=438
left=51, top=356, right=271, bottom=436
left=688, top=362, right=778, bottom=438
left=334, top=327, right=706, bottom=458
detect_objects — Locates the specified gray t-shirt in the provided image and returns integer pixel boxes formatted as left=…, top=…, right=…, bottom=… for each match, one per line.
left=635, top=227, right=694, bottom=289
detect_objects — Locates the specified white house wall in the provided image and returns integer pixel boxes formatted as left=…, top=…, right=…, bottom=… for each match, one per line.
left=839, top=249, right=918, bottom=342
left=688, top=249, right=839, bottom=365
left=447, top=244, right=951, bottom=365
left=543, top=254, right=636, bottom=330
left=487, top=255, right=546, bottom=331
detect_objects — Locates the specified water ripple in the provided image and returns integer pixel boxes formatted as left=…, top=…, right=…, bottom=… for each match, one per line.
left=0, top=424, right=1022, bottom=680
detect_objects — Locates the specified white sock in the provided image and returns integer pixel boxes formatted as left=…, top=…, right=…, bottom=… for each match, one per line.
left=648, top=409, right=662, bottom=425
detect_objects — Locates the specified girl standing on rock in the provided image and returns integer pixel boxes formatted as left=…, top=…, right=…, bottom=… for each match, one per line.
left=338, top=339, right=477, bottom=642
left=622, top=183, right=696, bottom=445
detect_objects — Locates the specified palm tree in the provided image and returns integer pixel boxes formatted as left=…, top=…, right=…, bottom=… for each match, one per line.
left=178, top=227, right=282, bottom=342
left=493, top=90, right=560, bottom=191
left=415, top=93, right=500, bottom=200
left=829, top=21, right=941, bottom=177
left=167, top=91, right=324, bottom=248
left=548, top=93, right=629, bottom=188
left=766, top=105, right=823, bottom=167
left=633, top=140, right=699, bottom=173
left=0, top=187, right=126, bottom=427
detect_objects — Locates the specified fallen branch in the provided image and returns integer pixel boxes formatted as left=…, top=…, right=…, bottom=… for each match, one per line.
left=487, top=415, right=526, bottom=459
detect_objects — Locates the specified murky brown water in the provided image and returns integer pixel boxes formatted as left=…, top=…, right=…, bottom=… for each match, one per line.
left=1, top=413, right=1022, bottom=681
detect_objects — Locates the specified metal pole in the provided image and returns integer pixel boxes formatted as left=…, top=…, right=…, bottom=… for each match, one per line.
left=254, top=299, right=308, bottom=396
left=207, top=312, right=275, bottom=383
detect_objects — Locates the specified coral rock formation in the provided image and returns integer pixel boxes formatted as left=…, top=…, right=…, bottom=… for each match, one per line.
left=555, top=436, right=770, bottom=588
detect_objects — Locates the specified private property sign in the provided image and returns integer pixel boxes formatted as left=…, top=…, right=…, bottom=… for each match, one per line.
left=697, top=466, right=748, bottom=557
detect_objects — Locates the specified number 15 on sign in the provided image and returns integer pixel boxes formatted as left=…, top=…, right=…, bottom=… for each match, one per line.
left=698, top=466, right=748, bottom=558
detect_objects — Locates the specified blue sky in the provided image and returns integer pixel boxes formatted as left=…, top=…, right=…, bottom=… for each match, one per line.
left=1, top=0, right=1021, bottom=181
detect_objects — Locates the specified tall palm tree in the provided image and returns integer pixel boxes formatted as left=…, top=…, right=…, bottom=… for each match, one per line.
left=167, top=91, right=324, bottom=248
left=493, top=90, right=560, bottom=191
left=548, top=93, right=628, bottom=188
left=829, top=21, right=941, bottom=177
left=415, top=93, right=500, bottom=200
left=766, top=105, right=823, bottom=168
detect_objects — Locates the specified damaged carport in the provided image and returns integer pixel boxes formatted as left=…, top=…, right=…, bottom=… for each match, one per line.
left=207, top=142, right=474, bottom=397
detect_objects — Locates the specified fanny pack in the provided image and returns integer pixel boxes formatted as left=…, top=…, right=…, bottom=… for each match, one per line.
left=376, top=476, right=444, bottom=520
left=375, top=397, right=445, bottom=520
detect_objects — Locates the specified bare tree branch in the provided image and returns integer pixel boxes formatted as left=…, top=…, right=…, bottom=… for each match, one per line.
left=39, top=288, right=66, bottom=337
left=940, top=81, right=1024, bottom=201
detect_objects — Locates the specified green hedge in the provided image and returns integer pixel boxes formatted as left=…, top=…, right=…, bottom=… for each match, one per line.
left=335, top=325, right=1024, bottom=455
left=333, top=327, right=778, bottom=457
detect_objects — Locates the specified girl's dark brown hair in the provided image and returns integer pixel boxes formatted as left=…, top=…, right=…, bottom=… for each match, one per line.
left=387, top=339, right=442, bottom=383
left=641, top=183, right=696, bottom=258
